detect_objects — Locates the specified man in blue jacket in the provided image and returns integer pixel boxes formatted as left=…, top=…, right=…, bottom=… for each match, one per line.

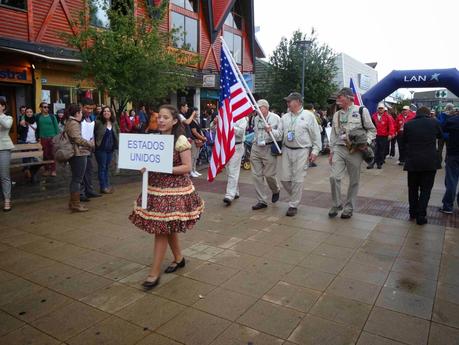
left=437, top=103, right=455, bottom=165
left=439, top=106, right=459, bottom=214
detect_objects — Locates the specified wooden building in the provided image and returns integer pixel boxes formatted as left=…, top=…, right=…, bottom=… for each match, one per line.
left=0, top=0, right=263, bottom=142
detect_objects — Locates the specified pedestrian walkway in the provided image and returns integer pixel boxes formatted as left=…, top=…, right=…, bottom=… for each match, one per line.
left=0, top=155, right=458, bottom=345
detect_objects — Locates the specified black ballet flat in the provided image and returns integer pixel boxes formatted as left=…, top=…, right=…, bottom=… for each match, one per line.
left=164, top=258, right=186, bottom=273
left=142, top=276, right=160, bottom=290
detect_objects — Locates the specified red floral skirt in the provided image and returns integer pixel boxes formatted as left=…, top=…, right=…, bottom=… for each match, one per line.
left=129, top=172, right=204, bottom=235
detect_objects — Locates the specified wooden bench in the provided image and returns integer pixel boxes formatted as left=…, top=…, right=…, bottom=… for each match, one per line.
left=10, top=143, right=54, bottom=169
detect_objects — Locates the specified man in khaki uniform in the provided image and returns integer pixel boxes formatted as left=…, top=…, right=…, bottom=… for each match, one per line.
left=280, top=92, right=322, bottom=216
left=250, top=99, right=282, bottom=210
left=329, top=87, right=376, bottom=219
left=223, top=116, right=248, bottom=205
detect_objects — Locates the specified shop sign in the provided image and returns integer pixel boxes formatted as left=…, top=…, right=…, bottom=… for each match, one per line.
left=0, top=66, right=32, bottom=84
left=203, top=74, right=216, bottom=87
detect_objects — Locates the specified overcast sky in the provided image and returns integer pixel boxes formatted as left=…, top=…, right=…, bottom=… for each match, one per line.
left=254, top=0, right=458, bottom=85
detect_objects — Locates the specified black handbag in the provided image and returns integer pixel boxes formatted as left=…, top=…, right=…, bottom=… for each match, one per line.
left=271, top=141, right=282, bottom=156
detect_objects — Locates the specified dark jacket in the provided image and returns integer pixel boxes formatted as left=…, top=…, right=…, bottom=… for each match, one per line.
left=403, top=114, right=443, bottom=172
left=94, top=119, right=120, bottom=148
left=442, top=115, right=459, bottom=156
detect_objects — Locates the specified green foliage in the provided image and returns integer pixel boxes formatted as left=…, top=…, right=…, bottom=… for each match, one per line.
left=64, top=0, right=194, bottom=113
left=267, top=30, right=337, bottom=111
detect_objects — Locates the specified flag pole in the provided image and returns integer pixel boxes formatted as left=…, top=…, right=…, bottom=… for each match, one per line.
left=220, top=37, right=281, bottom=154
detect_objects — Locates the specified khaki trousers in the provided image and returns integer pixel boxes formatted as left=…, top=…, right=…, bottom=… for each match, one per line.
left=280, top=147, right=308, bottom=208
left=250, top=144, right=280, bottom=205
left=225, top=143, right=244, bottom=200
left=330, top=145, right=363, bottom=213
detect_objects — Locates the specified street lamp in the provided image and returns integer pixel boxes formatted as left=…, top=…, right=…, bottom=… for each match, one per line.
left=295, top=40, right=312, bottom=98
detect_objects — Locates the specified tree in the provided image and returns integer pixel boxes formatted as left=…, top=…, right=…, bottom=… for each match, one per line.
left=267, top=30, right=337, bottom=111
left=65, top=0, right=193, bottom=114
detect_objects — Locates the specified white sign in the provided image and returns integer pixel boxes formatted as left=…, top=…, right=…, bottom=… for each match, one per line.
left=118, top=133, right=174, bottom=173
left=203, top=74, right=216, bottom=87
left=359, top=74, right=371, bottom=90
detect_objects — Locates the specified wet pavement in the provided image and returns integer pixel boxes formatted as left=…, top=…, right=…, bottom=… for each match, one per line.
left=1, top=154, right=458, bottom=345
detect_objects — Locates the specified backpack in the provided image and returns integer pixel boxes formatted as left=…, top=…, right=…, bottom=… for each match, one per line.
left=52, top=132, right=74, bottom=163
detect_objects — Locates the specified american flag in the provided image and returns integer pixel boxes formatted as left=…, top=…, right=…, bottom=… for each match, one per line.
left=207, top=44, right=254, bottom=181
left=350, top=78, right=363, bottom=106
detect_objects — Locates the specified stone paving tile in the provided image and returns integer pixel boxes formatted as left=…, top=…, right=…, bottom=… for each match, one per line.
left=432, top=298, right=459, bottom=329
left=384, top=270, right=437, bottom=299
left=375, top=286, right=434, bottom=320
left=238, top=300, right=304, bottom=339
left=157, top=308, right=231, bottom=345
left=0, top=269, right=16, bottom=283
left=262, top=281, right=320, bottom=313
left=436, top=282, right=459, bottom=304
left=262, top=246, right=309, bottom=265
left=364, top=306, right=430, bottom=345
left=66, top=316, right=147, bottom=345
left=0, top=247, right=56, bottom=276
left=298, top=253, right=347, bottom=274
left=310, top=243, right=356, bottom=260
left=282, top=266, right=335, bottom=291
left=31, top=301, right=109, bottom=341
left=357, top=332, right=406, bottom=345
left=288, top=314, right=360, bottom=345
left=210, top=324, right=284, bottom=345
left=193, top=287, right=257, bottom=321
left=208, top=249, right=264, bottom=270
left=0, top=232, right=44, bottom=247
left=184, top=262, right=239, bottom=285
left=136, top=333, right=182, bottom=345
left=310, top=293, right=372, bottom=329
left=0, top=277, right=42, bottom=306
left=86, top=257, right=145, bottom=281
left=339, top=261, right=389, bottom=286
left=80, top=282, right=145, bottom=314
left=392, top=257, right=440, bottom=280
left=0, top=324, right=61, bottom=345
left=153, top=276, right=216, bottom=306
left=116, top=295, right=185, bottom=331
left=324, top=234, right=365, bottom=249
left=26, top=261, right=83, bottom=287
left=222, top=270, right=279, bottom=298
left=230, top=239, right=275, bottom=256
left=326, top=276, right=381, bottom=304
left=350, top=249, right=396, bottom=271
left=119, top=267, right=178, bottom=289
left=0, top=310, right=25, bottom=336
left=428, top=322, right=459, bottom=345
left=1, top=287, right=71, bottom=322
left=49, top=271, right=113, bottom=300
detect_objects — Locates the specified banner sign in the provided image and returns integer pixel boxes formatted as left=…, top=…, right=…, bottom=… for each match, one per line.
left=118, top=133, right=174, bottom=173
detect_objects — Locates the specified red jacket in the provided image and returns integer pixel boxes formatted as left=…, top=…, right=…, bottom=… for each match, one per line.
left=372, top=111, right=395, bottom=137
left=120, top=114, right=133, bottom=133
left=396, top=111, right=415, bottom=134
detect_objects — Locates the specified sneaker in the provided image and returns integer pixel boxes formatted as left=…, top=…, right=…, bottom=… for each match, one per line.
left=195, top=171, right=202, bottom=176
left=439, top=207, right=453, bottom=214
left=190, top=171, right=199, bottom=178
left=286, top=207, right=297, bottom=217
left=223, top=198, right=232, bottom=206
left=340, top=211, right=353, bottom=219
left=252, top=203, right=268, bottom=210
left=271, top=192, right=280, bottom=203
left=328, top=205, right=343, bottom=218
left=366, top=164, right=374, bottom=169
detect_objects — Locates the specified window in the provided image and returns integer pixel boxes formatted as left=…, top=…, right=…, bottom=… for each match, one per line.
left=224, top=31, right=242, bottom=64
left=171, top=11, right=198, bottom=52
left=171, top=0, right=197, bottom=12
left=224, top=12, right=242, bottom=30
left=90, top=0, right=131, bottom=28
left=90, top=0, right=110, bottom=28
left=0, top=0, right=26, bottom=10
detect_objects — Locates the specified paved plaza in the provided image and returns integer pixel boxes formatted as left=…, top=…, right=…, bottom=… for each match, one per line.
left=1, top=155, right=459, bottom=345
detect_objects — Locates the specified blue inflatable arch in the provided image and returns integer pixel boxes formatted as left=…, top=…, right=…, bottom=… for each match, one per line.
left=362, top=68, right=459, bottom=113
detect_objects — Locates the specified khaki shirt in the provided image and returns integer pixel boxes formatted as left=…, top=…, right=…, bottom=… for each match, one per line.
left=330, top=104, right=376, bottom=148
left=253, top=112, right=282, bottom=146
left=280, top=109, right=322, bottom=155
left=234, top=117, right=248, bottom=143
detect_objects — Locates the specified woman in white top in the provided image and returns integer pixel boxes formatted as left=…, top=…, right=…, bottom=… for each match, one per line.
left=0, top=98, right=14, bottom=211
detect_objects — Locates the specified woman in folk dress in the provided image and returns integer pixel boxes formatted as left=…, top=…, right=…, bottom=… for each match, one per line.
left=129, top=104, right=204, bottom=290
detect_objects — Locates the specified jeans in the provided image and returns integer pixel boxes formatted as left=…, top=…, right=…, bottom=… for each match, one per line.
left=442, top=155, right=459, bottom=211
left=95, top=150, right=113, bottom=190
left=0, top=150, right=11, bottom=200
left=397, top=134, right=406, bottom=162
left=388, top=137, right=396, bottom=157
left=68, top=155, right=87, bottom=193
left=81, top=154, right=96, bottom=196
left=374, top=136, right=388, bottom=166
left=408, top=171, right=436, bottom=218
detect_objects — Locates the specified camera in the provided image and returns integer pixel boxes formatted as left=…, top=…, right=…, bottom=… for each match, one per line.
left=193, top=106, right=199, bottom=111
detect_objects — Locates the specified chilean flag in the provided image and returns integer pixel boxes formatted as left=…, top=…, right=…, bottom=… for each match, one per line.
left=350, top=78, right=363, bottom=106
